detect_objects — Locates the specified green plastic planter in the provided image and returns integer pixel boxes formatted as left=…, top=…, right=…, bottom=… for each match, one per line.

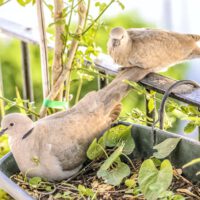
left=0, top=123, right=200, bottom=200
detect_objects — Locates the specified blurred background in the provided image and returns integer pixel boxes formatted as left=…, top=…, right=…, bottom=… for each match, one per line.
left=0, top=0, right=200, bottom=138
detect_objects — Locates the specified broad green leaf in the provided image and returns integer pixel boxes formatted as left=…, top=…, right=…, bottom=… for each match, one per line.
left=86, top=138, right=104, bottom=160
left=105, top=125, right=135, bottom=155
left=97, top=158, right=130, bottom=186
left=182, top=158, right=200, bottom=168
left=29, top=177, right=42, bottom=188
left=184, top=122, right=196, bottom=133
left=138, top=159, right=173, bottom=200
left=153, top=138, right=181, bottom=159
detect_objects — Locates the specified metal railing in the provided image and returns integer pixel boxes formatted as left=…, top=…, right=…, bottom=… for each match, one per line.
left=1, top=17, right=200, bottom=139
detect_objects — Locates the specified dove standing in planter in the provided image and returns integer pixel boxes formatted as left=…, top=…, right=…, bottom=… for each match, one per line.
left=0, top=67, right=151, bottom=181
left=108, top=27, right=200, bottom=72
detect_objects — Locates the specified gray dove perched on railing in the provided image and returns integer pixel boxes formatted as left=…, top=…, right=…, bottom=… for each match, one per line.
left=108, top=27, right=200, bottom=72
left=0, top=66, right=151, bottom=181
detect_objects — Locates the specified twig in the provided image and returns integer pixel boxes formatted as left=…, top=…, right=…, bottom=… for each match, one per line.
left=81, top=0, right=115, bottom=35
left=75, top=75, right=83, bottom=104
left=0, top=96, right=39, bottom=117
left=0, top=0, right=11, bottom=6
left=52, top=0, right=65, bottom=101
left=39, top=0, right=87, bottom=117
left=36, top=0, right=50, bottom=100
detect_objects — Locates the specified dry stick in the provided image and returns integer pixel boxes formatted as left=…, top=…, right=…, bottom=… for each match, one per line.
left=36, top=0, right=50, bottom=100
left=39, top=1, right=87, bottom=117
left=52, top=0, right=65, bottom=101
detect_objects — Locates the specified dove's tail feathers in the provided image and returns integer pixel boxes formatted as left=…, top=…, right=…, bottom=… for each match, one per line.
left=102, top=66, right=152, bottom=99
left=100, top=66, right=151, bottom=117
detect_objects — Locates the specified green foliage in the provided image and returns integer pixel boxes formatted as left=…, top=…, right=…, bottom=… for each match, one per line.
left=87, top=125, right=135, bottom=160
left=153, top=138, right=181, bottom=159
left=28, top=177, right=42, bottom=188
left=104, top=125, right=135, bottom=155
left=78, top=184, right=95, bottom=198
left=87, top=125, right=135, bottom=186
left=138, top=159, right=173, bottom=200
left=86, top=138, right=105, bottom=160
left=97, top=157, right=130, bottom=186
left=0, top=134, right=10, bottom=158
left=16, top=0, right=32, bottom=6
left=183, top=158, right=200, bottom=169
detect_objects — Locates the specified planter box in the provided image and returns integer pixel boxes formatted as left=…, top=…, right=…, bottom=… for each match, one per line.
left=0, top=123, right=200, bottom=200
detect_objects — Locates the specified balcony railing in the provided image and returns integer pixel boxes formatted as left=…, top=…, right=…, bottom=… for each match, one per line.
left=0, top=17, right=200, bottom=139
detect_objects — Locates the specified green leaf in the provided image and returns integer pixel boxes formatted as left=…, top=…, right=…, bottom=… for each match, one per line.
left=182, top=158, right=200, bottom=168
left=148, top=98, right=155, bottom=113
left=0, top=0, right=5, bottom=5
left=153, top=138, right=181, bottom=159
left=105, top=125, right=135, bottom=155
left=172, top=194, right=185, bottom=200
left=100, top=145, right=124, bottom=171
left=125, top=178, right=136, bottom=188
left=29, top=177, right=42, bottom=188
left=184, top=122, right=196, bottom=133
left=78, top=185, right=95, bottom=197
left=97, top=158, right=130, bottom=186
left=116, top=0, right=125, bottom=10
left=86, top=138, right=104, bottom=160
left=138, top=159, right=173, bottom=200
left=16, top=0, right=32, bottom=6
left=15, top=87, right=26, bottom=114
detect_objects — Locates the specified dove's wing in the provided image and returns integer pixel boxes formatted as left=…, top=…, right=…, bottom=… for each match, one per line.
left=127, top=28, right=195, bottom=69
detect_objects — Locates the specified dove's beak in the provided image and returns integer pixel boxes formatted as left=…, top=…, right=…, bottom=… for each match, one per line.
left=0, top=127, right=8, bottom=136
left=112, top=39, right=120, bottom=47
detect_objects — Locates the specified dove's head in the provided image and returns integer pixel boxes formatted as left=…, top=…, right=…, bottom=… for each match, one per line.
left=0, top=113, right=33, bottom=137
left=109, top=27, right=128, bottom=47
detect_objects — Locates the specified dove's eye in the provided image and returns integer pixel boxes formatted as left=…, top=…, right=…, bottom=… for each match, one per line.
left=10, top=123, right=14, bottom=127
left=121, top=35, right=124, bottom=39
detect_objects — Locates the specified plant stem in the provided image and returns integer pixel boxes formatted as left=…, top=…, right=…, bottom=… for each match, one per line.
left=0, top=0, right=11, bottom=6
left=122, top=153, right=136, bottom=171
left=36, top=0, right=50, bottom=100
left=39, top=0, right=87, bottom=117
left=0, top=96, right=39, bottom=117
left=82, top=0, right=115, bottom=35
left=75, top=76, right=83, bottom=104
left=52, top=0, right=65, bottom=100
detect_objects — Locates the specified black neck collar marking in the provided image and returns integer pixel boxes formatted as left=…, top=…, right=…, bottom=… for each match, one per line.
left=22, top=127, right=34, bottom=140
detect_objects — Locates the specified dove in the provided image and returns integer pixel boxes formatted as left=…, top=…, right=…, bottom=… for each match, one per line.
left=0, top=67, right=151, bottom=181
left=108, top=27, right=200, bottom=72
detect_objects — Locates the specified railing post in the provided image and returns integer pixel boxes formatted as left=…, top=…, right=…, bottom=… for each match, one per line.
left=0, top=63, right=5, bottom=120
left=21, top=41, right=34, bottom=106
left=198, top=107, right=200, bottom=141
left=146, top=89, right=156, bottom=126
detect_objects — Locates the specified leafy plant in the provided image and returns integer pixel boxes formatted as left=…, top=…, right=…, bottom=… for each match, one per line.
left=153, top=138, right=181, bottom=159
left=138, top=159, right=173, bottom=200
